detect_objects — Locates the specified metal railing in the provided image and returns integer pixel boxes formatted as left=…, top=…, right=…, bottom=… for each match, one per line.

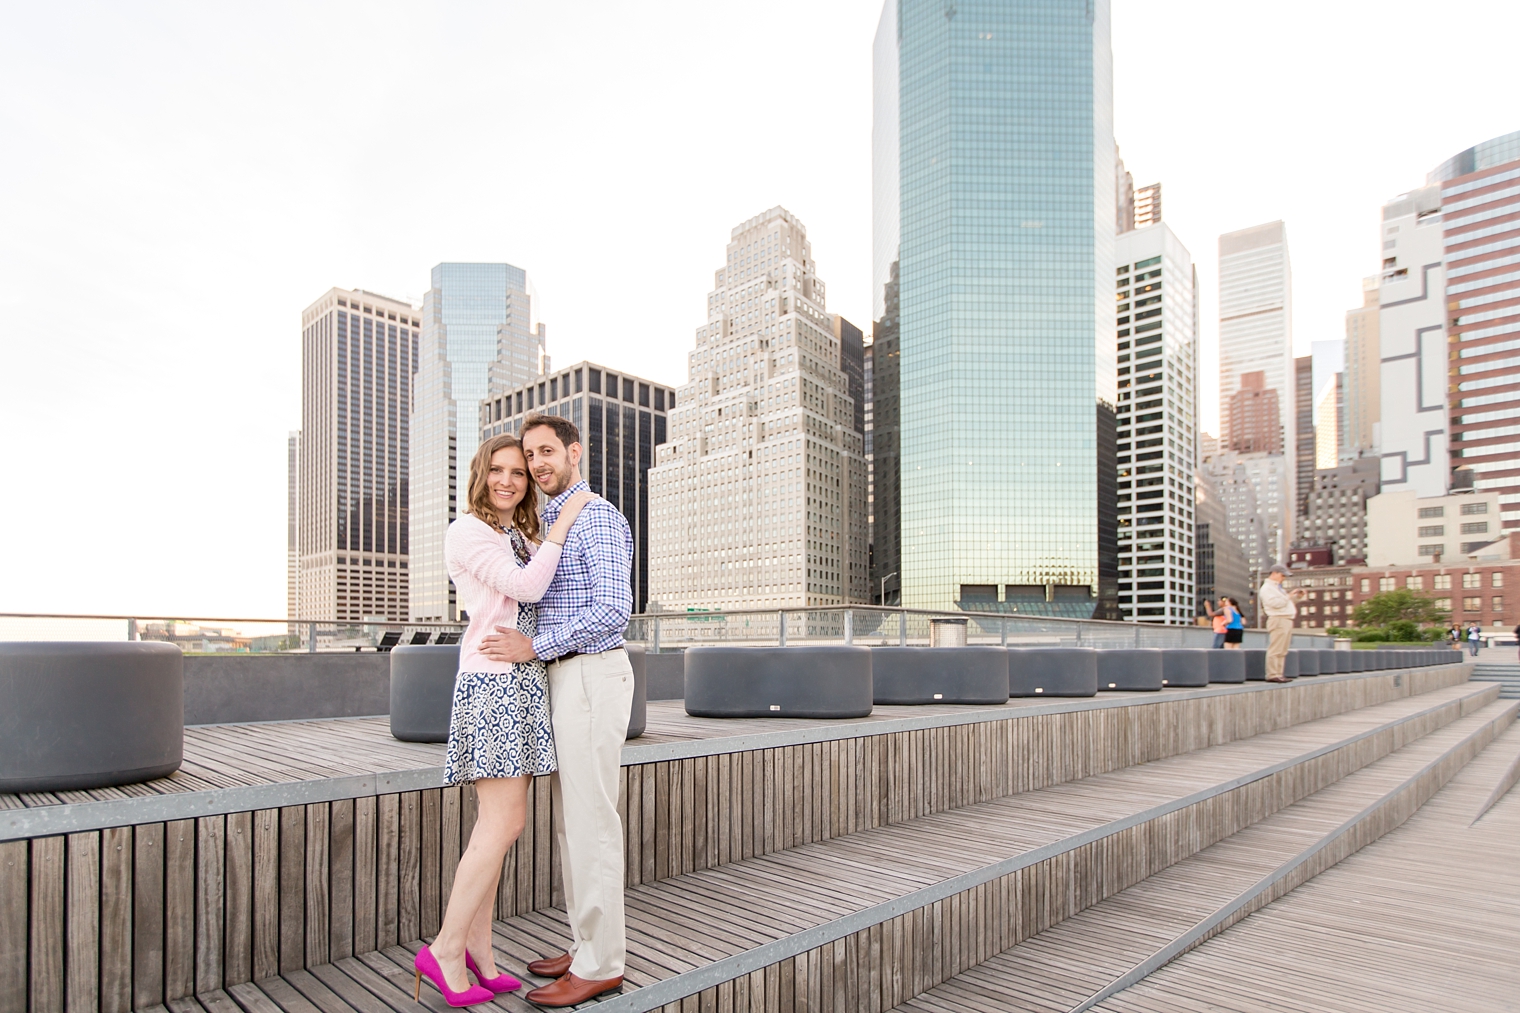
left=0, top=607, right=1326, bottom=654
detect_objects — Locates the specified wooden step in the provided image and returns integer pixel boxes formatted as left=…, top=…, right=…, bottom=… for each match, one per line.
left=887, top=698, right=1516, bottom=1013
left=196, top=682, right=1499, bottom=1013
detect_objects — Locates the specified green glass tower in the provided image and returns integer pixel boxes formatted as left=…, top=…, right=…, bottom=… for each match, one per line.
left=873, top=0, right=1117, bottom=616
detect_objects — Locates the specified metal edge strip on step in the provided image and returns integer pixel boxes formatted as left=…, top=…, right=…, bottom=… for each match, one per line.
left=1065, top=697, right=1520, bottom=1013
left=2, top=665, right=1473, bottom=841
left=585, top=689, right=1498, bottom=1013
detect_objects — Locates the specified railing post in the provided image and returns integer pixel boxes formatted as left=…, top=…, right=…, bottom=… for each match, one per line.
left=309, top=621, right=318, bottom=654
left=843, top=609, right=853, bottom=645
left=652, top=617, right=662, bottom=654
left=779, top=611, right=788, bottom=647
left=126, top=618, right=138, bottom=642
left=898, top=609, right=907, bottom=647
left=1001, top=619, right=1008, bottom=647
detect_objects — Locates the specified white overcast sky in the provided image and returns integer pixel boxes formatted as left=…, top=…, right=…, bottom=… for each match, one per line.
left=2, top=1, right=1517, bottom=619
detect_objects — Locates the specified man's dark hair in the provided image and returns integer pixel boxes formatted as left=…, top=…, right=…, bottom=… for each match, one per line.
left=521, top=412, right=581, bottom=448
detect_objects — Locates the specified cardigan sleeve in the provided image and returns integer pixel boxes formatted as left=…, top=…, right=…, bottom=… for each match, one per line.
left=446, top=517, right=563, bottom=604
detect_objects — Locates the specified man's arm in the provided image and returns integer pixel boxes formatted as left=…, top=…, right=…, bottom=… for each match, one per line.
left=531, top=502, right=633, bottom=660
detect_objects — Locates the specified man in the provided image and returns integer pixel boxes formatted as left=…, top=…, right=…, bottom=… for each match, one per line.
left=1258, top=565, right=1303, bottom=683
left=480, top=413, right=634, bottom=1006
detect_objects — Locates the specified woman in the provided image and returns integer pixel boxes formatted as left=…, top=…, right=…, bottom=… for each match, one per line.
left=1221, top=597, right=1245, bottom=649
left=1203, top=600, right=1228, bottom=649
left=412, top=434, right=592, bottom=1007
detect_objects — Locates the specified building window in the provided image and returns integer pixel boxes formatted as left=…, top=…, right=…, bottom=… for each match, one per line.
left=1464, top=597, right=1482, bottom=612
left=1461, top=521, right=1490, bottom=535
left=1406, top=576, right=1424, bottom=591
left=1361, top=578, right=1371, bottom=592
left=1418, top=525, right=1445, bottom=537
left=1379, top=577, right=1396, bottom=592
left=1493, top=597, right=1504, bottom=612
left=1434, top=574, right=1452, bottom=589
left=1418, top=506, right=1445, bottom=518
left=1435, top=598, right=1452, bottom=612
left=1461, top=502, right=1488, bottom=515
left=1463, top=572, right=1482, bottom=589
left=1493, top=572, right=1504, bottom=588
left=1418, top=544, right=1444, bottom=556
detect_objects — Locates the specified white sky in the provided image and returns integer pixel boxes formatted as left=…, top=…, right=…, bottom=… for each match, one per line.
left=2, top=1, right=1517, bottom=620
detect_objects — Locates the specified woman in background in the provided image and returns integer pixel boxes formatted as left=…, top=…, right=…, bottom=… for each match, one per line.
left=1222, top=597, right=1245, bottom=649
left=412, top=434, right=591, bottom=1007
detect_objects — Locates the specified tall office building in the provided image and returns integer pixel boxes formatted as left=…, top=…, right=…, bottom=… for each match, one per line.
left=1194, top=471, right=1252, bottom=617
left=1377, top=186, right=1448, bottom=500
left=1134, top=183, right=1162, bottom=229
left=868, top=263, right=902, bottom=604
left=297, top=288, right=420, bottom=625
left=1296, top=457, right=1379, bottom=562
left=1225, top=372, right=1282, bottom=454
left=1294, top=354, right=1314, bottom=520
left=875, top=0, right=1118, bottom=615
left=411, top=263, right=548, bottom=622
left=1344, top=277, right=1380, bottom=457
left=1114, top=223, right=1198, bottom=624
left=287, top=431, right=299, bottom=624
left=1435, top=130, right=1520, bottom=533
left=648, top=207, right=868, bottom=610
left=479, top=363, right=675, bottom=613
left=1315, top=374, right=1343, bottom=470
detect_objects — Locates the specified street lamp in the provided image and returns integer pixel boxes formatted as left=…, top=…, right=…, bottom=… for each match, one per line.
left=880, top=572, right=897, bottom=607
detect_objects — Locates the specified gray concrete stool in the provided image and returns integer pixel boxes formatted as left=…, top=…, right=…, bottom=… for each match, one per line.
left=1317, top=650, right=1338, bottom=675
left=685, top=646, right=873, bottom=718
left=1241, top=649, right=1267, bottom=681
left=645, top=652, right=686, bottom=700
left=1281, top=651, right=1300, bottom=679
left=1206, top=650, right=1246, bottom=684
left=1160, top=649, right=1210, bottom=688
left=871, top=647, right=1009, bottom=705
left=1097, top=649, right=1163, bottom=692
left=1008, top=648, right=1098, bottom=698
left=1294, top=650, right=1320, bottom=676
left=1332, top=651, right=1353, bottom=673
left=390, top=645, right=459, bottom=742
left=0, top=642, right=184, bottom=793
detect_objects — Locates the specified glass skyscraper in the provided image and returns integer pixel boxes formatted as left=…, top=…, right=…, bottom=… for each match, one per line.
left=874, top=0, right=1117, bottom=615
left=410, top=263, right=548, bottom=622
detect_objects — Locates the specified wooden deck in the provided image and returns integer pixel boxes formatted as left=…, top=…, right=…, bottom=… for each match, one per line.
left=86, top=680, right=1510, bottom=1013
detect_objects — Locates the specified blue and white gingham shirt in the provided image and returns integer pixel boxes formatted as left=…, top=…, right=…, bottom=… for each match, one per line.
left=531, top=481, right=633, bottom=661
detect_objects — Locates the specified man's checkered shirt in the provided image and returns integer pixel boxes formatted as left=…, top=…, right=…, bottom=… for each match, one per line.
left=531, top=480, right=633, bottom=661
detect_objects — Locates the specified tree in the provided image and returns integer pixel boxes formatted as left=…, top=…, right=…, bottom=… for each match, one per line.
left=1352, top=589, right=1449, bottom=628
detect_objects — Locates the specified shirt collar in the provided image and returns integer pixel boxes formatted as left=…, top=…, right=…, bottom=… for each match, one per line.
left=543, top=479, right=590, bottom=519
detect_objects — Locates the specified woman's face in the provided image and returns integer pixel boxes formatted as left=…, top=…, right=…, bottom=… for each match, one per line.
left=487, top=446, right=529, bottom=517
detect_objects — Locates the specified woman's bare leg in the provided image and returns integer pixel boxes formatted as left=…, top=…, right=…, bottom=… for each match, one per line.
left=429, top=777, right=528, bottom=989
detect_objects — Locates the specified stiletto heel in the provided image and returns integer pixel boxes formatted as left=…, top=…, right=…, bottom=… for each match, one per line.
left=413, top=945, right=494, bottom=1007
left=465, top=950, right=522, bottom=993
left=413, top=970, right=422, bottom=1002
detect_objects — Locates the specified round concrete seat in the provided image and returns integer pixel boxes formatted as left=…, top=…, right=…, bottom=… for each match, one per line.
left=1241, top=649, right=1267, bottom=681
left=1334, top=651, right=1353, bottom=673
left=1160, top=649, right=1209, bottom=688
left=1097, top=649, right=1163, bottom=692
left=1359, top=651, right=1377, bottom=671
left=1282, top=652, right=1300, bottom=679
left=625, top=645, right=648, bottom=739
left=685, top=646, right=873, bottom=718
left=871, top=647, right=1009, bottom=705
left=0, top=642, right=184, bottom=793
left=1294, top=650, right=1320, bottom=676
left=1317, top=650, right=1338, bottom=675
left=1008, top=648, right=1098, bottom=698
left=390, top=645, right=459, bottom=742
left=1207, top=650, right=1246, bottom=684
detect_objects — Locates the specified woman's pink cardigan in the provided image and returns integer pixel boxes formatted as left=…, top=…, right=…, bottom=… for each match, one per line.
left=443, top=514, right=562, bottom=674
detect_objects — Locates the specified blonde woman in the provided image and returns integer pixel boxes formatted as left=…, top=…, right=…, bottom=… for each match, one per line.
left=412, top=434, right=591, bottom=1007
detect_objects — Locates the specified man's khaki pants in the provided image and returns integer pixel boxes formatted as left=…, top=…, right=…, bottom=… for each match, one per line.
left=547, top=648, right=634, bottom=981
left=1265, top=616, right=1295, bottom=680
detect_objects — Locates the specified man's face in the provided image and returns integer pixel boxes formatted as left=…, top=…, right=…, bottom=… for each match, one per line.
left=1270, top=572, right=1285, bottom=584
left=521, top=425, right=582, bottom=496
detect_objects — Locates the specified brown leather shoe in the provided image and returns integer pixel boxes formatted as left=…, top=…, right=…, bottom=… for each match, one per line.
left=525, top=972, right=623, bottom=1007
left=526, top=952, right=572, bottom=979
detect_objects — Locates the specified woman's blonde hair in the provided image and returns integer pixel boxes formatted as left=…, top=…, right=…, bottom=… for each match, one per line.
left=464, top=434, right=541, bottom=542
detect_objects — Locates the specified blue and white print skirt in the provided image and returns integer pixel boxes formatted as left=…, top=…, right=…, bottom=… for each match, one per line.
left=443, top=603, right=557, bottom=783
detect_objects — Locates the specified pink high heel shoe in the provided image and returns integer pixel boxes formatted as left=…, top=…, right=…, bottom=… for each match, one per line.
left=466, top=950, right=522, bottom=993
left=413, top=945, right=494, bottom=1007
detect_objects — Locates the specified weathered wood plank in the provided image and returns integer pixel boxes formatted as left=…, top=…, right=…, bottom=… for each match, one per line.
left=194, top=815, right=225, bottom=994
left=163, top=819, right=195, bottom=1000
left=395, top=791, right=419, bottom=944
left=278, top=805, right=306, bottom=973
left=250, top=809, right=279, bottom=981
left=419, top=789, right=441, bottom=938
left=30, top=835, right=64, bottom=1013
left=329, top=797, right=354, bottom=961
left=352, top=795, right=376, bottom=956
left=132, top=823, right=166, bottom=1010
left=304, top=802, right=329, bottom=968
left=63, top=832, right=99, bottom=1013
left=0, top=840, right=28, bottom=1013
left=222, top=811, right=252, bottom=989
left=374, top=793, right=399, bottom=949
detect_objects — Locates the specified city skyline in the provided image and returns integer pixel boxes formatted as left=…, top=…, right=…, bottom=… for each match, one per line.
left=5, top=2, right=1520, bottom=618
